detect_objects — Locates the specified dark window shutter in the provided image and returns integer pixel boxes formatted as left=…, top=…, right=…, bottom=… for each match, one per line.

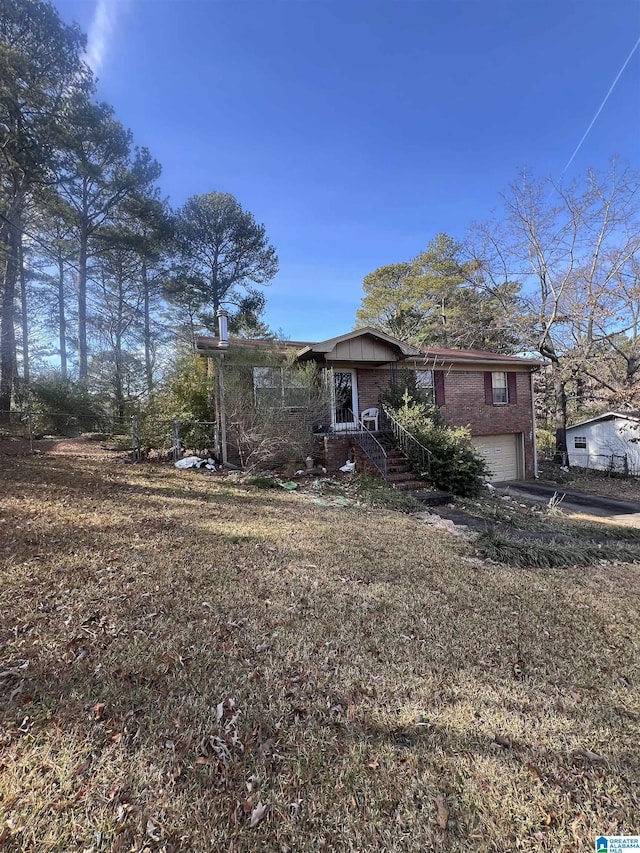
left=434, top=370, right=445, bottom=405
left=484, top=372, right=493, bottom=405
left=507, top=372, right=517, bottom=404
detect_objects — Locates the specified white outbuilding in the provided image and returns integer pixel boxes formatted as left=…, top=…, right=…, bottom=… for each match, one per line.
left=566, top=411, right=640, bottom=475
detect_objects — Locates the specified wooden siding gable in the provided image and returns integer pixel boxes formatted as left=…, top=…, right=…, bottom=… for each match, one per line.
left=325, top=336, right=401, bottom=363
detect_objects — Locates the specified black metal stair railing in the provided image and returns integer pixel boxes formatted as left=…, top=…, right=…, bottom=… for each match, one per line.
left=379, top=405, right=432, bottom=475
left=350, top=428, right=388, bottom=479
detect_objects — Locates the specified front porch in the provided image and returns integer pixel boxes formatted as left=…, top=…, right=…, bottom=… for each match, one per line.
left=313, top=404, right=432, bottom=491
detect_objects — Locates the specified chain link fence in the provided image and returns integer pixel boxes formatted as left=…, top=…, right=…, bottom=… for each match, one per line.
left=548, top=449, right=630, bottom=476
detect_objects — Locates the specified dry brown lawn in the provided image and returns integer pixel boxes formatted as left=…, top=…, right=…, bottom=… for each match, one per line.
left=1, top=440, right=639, bottom=852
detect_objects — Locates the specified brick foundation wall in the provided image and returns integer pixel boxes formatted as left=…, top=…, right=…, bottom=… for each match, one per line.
left=314, top=435, right=353, bottom=472
left=439, top=370, right=535, bottom=478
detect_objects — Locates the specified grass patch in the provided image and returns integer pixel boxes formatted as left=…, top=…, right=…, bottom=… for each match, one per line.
left=564, top=518, right=640, bottom=541
left=246, top=474, right=278, bottom=489
left=0, top=444, right=639, bottom=850
left=477, top=529, right=640, bottom=568
left=458, top=494, right=640, bottom=542
left=352, top=474, right=422, bottom=512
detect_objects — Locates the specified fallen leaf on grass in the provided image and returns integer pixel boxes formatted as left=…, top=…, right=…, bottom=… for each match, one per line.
left=71, top=755, right=93, bottom=778
left=91, top=702, right=106, bottom=720
left=146, top=817, right=163, bottom=841
left=538, top=804, right=556, bottom=826
left=526, top=762, right=543, bottom=781
left=574, top=748, right=605, bottom=764
left=249, top=801, right=268, bottom=828
left=571, top=814, right=587, bottom=843
left=107, top=779, right=122, bottom=801
left=434, top=794, right=448, bottom=829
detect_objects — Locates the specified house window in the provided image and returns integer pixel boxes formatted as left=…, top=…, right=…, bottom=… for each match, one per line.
left=415, top=369, right=434, bottom=404
left=491, top=371, right=509, bottom=404
left=253, top=367, right=308, bottom=408
left=574, top=436, right=587, bottom=449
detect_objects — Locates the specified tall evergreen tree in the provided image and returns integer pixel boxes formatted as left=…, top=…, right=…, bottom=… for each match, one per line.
left=56, top=96, right=161, bottom=380
left=0, top=0, right=89, bottom=416
left=170, top=192, right=278, bottom=331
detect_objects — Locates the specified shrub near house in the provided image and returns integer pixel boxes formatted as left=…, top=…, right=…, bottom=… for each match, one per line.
left=386, top=395, right=490, bottom=496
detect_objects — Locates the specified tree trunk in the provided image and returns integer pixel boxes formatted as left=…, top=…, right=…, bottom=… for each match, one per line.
left=0, top=203, right=21, bottom=421
left=19, top=235, right=29, bottom=384
left=78, top=182, right=90, bottom=382
left=78, top=226, right=88, bottom=381
left=114, top=274, right=124, bottom=423
left=142, top=259, right=153, bottom=396
left=553, top=364, right=568, bottom=465
left=57, top=250, right=67, bottom=380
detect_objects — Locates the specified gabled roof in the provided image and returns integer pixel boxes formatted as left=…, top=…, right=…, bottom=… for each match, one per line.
left=296, top=327, right=422, bottom=358
left=196, top=327, right=542, bottom=368
left=566, top=411, right=640, bottom=431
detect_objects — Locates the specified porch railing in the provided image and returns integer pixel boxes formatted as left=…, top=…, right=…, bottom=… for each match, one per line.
left=350, top=428, right=388, bottom=478
left=380, top=405, right=432, bottom=475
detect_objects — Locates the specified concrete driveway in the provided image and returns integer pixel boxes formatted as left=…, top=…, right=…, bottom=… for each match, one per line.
left=498, top=481, right=640, bottom=526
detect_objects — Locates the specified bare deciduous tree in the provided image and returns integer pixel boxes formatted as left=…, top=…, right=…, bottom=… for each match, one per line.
left=470, top=160, right=640, bottom=457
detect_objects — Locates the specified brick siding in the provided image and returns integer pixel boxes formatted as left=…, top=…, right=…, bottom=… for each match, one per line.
left=356, top=367, right=394, bottom=412
left=353, top=366, right=536, bottom=479
left=438, top=370, right=535, bottom=478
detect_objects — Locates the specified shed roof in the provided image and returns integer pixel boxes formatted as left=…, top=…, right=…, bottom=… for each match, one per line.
left=566, top=411, right=640, bottom=431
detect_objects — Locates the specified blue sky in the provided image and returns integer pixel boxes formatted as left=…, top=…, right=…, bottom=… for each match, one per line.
left=54, top=0, right=640, bottom=341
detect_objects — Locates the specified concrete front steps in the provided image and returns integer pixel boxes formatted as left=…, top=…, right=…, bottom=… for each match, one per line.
left=352, top=438, right=425, bottom=491
left=385, top=450, right=424, bottom=491
left=352, top=431, right=453, bottom=504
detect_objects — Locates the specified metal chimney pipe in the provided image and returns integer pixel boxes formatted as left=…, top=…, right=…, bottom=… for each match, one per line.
left=216, top=308, right=229, bottom=348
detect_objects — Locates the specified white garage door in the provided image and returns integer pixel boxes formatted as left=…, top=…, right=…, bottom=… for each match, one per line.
left=472, top=434, right=520, bottom=482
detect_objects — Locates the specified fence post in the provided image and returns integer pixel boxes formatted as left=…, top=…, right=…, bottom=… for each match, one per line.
left=131, top=416, right=139, bottom=462
left=27, top=412, right=33, bottom=454
left=172, top=419, right=181, bottom=461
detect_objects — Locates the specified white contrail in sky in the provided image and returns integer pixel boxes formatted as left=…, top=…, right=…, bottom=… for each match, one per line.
left=85, top=0, right=125, bottom=76
left=559, top=35, right=640, bottom=180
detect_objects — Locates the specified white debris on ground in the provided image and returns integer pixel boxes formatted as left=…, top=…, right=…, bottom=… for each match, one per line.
left=412, top=510, right=476, bottom=540
left=174, top=456, right=216, bottom=470
left=174, top=456, right=202, bottom=469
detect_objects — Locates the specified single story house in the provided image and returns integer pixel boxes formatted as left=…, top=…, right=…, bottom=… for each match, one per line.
left=566, top=411, right=640, bottom=475
left=197, top=325, right=541, bottom=482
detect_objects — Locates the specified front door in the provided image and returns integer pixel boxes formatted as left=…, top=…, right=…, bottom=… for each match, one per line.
left=332, top=369, right=358, bottom=431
